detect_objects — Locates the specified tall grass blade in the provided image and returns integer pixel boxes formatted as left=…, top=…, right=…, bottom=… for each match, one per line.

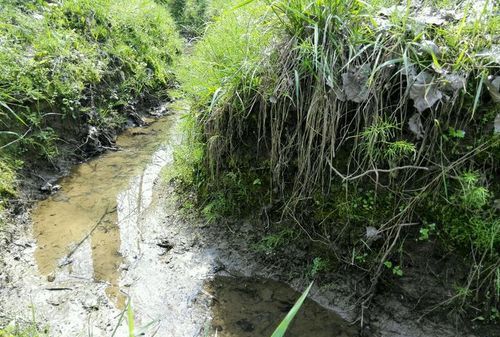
left=127, top=300, right=135, bottom=337
left=270, top=282, right=313, bottom=337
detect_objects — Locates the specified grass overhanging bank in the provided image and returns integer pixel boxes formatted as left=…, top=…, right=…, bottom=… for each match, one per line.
left=174, top=0, right=499, bottom=325
left=0, top=0, right=181, bottom=208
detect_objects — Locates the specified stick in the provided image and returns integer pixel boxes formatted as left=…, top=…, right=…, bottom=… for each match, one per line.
left=58, top=205, right=115, bottom=267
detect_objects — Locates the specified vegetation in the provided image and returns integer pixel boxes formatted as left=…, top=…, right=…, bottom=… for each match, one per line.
left=158, top=0, right=228, bottom=36
left=270, top=281, right=313, bottom=337
left=0, top=0, right=499, bottom=334
left=0, top=0, right=181, bottom=201
left=174, top=0, right=499, bottom=323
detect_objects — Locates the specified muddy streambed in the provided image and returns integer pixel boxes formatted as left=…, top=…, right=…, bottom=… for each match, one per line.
left=0, top=101, right=357, bottom=337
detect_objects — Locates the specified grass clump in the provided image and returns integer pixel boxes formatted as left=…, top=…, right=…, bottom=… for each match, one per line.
left=171, top=0, right=276, bottom=221
left=177, top=0, right=499, bottom=323
left=0, top=0, right=181, bottom=195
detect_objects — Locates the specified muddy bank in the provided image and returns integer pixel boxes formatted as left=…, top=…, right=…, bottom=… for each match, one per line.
left=0, top=101, right=494, bottom=337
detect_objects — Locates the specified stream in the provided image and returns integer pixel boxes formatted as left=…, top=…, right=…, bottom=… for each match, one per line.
left=0, top=101, right=357, bottom=337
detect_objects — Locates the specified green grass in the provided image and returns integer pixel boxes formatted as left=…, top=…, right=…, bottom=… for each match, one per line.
left=270, top=281, right=313, bottom=337
left=159, top=0, right=230, bottom=36
left=176, top=0, right=499, bottom=320
left=0, top=0, right=181, bottom=199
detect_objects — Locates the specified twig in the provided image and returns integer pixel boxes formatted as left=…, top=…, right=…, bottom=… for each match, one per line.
left=58, top=205, right=115, bottom=267
left=327, top=160, right=430, bottom=182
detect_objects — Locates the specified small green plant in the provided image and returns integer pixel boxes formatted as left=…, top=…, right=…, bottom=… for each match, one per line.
left=308, top=257, right=328, bottom=278
left=0, top=304, right=49, bottom=337
left=448, top=127, right=466, bottom=139
left=111, top=298, right=159, bottom=337
left=255, top=229, right=297, bottom=253
left=418, top=223, right=436, bottom=241
left=458, top=172, right=490, bottom=209
left=384, top=261, right=404, bottom=277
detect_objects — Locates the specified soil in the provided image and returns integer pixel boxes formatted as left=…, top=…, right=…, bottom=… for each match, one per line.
left=0, top=101, right=498, bottom=337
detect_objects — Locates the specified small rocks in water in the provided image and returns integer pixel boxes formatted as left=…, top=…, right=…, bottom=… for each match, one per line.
left=47, top=273, right=55, bottom=282
left=48, top=299, right=60, bottom=307
left=40, top=182, right=61, bottom=194
left=157, top=239, right=174, bottom=252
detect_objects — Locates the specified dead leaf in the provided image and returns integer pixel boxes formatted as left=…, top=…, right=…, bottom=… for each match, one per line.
left=342, top=64, right=371, bottom=103
left=409, top=71, right=442, bottom=112
left=442, top=73, right=466, bottom=91
left=408, top=113, right=424, bottom=139
left=485, top=76, right=500, bottom=103
left=420, top=40, right=441, bottom=56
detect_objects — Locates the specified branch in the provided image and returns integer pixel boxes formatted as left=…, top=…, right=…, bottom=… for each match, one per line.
left=327, top=159, right=430, bottom=182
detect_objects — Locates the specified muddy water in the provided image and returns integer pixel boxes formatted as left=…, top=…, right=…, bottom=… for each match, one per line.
left=32, top=112, right=176, bottom=308
left=209, top=277, right=358, bottom=337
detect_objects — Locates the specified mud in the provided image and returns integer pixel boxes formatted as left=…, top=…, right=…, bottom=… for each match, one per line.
left=0, top=100, right=494, bottom=337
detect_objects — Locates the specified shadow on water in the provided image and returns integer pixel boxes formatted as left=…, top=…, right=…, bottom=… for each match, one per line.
left=208, top=276, right=359, bottom=337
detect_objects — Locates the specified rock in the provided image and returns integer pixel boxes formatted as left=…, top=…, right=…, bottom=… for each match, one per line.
left=408, top=113, right=424, bottom=139
left=40, top=182, right=61, bottom=194
left=47, top=273, right=55, bottom=282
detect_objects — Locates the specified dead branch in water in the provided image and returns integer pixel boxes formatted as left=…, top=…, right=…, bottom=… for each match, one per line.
left=58, top=205, right=116, bottom=268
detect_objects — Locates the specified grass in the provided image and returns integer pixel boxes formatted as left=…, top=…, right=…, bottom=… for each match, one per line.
left=270, top=281, right=313, bottom=337
left=175, top=0, right=499, bottom=322
left=159, top=0, right=230, bottom=36
left=0, top=305, right=48, bottom=337
left=0, top=0, right=181, bottom=201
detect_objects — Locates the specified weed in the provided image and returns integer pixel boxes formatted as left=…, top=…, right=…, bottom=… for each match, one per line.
left=255, top=228, right=298, bottom=253
left=308, top=257, right=328, bottom=278
left=384, top=260, right=404, bottom=277
left=418, top=223, right=436, bottom=241
left=270, top=282, right=313, bottom=337
left=179, top=0, right=499, bottom=319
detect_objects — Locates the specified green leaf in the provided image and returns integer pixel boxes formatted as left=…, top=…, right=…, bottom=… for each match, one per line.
left=127, top=300, right=135, bottom=337
left=270, top=282, right=313, bottom=337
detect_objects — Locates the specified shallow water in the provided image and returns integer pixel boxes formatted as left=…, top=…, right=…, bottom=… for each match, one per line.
left=209, top=277, right=358, bottom=337
left=32, top=113, right=176, bottom=308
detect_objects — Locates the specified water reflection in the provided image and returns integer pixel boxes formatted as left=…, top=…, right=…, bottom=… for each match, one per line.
left=32, top=116, right=175, bottom=308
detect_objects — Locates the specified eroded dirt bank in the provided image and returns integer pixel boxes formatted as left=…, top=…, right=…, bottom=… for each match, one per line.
left=0, top=102, right=492, bottom=337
